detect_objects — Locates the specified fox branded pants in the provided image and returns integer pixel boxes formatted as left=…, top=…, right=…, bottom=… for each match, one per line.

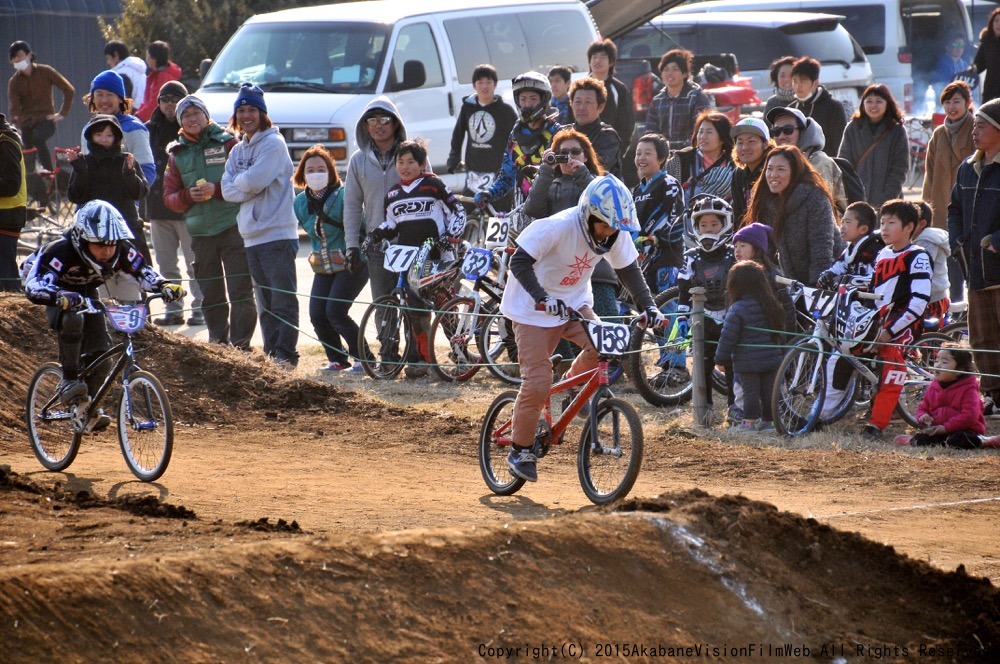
left=869, top=324, right=919, bottom=430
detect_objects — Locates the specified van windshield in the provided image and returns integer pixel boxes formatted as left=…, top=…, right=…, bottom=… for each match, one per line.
left=202, top=22, right=389, bottom=93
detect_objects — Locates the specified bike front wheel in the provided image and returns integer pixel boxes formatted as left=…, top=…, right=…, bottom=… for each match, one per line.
left=430, top=296, right=482, bottom=382
left=578, top=397, right=643, bottom=505
left=118, top=370, right=173, bottom=482
left=479, top=390, right=525, bottom=495
left=26, top=362, right=82, bottom=472
left=358, top=295, right=409, bottom=380
left=772, top=342, right=826, bottom=436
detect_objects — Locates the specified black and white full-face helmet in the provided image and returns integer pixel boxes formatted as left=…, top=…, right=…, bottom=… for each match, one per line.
left=511, top=71, right=552, bottom=123
left=837, top=297, right=881, bottom=356
left=683, top=194, right=733, bottom=253
left=69, top=200, right=134, bottom=273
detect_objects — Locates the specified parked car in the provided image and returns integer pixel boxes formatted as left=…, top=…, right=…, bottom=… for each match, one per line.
left=670, top=0, right=974, bottom=115
left=614, top=11, right=873, bottom=118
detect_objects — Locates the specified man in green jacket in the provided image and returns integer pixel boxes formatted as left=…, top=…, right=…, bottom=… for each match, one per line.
left=162, top=94, right=256, bottom=349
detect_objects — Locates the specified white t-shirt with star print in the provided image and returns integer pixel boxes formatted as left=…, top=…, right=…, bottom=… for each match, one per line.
left=500, top=206, right=638, bottom=327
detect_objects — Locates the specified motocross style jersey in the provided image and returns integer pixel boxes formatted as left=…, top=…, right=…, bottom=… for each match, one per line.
left=871, top=243, right=932, bottom=337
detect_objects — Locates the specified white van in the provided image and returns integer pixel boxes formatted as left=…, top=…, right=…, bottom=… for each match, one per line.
left=670, top=0, right=974, bottom=115
left=196, top=0, right=665, bottom=183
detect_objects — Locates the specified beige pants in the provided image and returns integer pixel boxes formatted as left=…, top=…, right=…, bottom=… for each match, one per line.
left=511, top=307, right=599, bottom=447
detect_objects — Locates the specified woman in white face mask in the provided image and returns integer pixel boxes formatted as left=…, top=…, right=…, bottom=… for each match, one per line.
left=7, top=40, right=75, bottom=173
left=293, top=144, right=370, bottom=372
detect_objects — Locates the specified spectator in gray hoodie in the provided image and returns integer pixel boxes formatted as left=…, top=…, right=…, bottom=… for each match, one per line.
left=343, top=96, right=407, bottom=303
left=221, top=83, right=299, bottom=368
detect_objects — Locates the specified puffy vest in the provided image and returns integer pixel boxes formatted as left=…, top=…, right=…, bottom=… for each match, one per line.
left=0, top=133, right=27, bottom=210
left=169, top=124, right=239, bottom=237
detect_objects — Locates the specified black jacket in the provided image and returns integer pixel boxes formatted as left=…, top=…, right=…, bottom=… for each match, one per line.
left=446, top=94, right=517, bottom=175
left=68, top=144, right=148, bottom=226
left=790, top=86, right=847, bottom=157
left=145, top=107, right=183, bottom=221
left=572, top=119, right=622, bottom=178
left=599, top=75, right=635, bottom=155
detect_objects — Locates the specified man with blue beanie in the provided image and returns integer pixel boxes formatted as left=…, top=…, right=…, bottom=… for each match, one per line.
left=80, top=70, right=157, bottom=187
left=221, top=82, right=299, bottom=368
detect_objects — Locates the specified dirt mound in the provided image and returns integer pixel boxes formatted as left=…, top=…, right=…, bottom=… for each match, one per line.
left=0, top=295, right=373, bottom=431
left=0, top=485, right=995, bottom=662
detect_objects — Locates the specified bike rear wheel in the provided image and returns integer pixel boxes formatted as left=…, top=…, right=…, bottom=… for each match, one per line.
left=479, top=390, right=526, bottom=495
left=578, top=397, right=643, bottom=505
left=118, top=370, right=173, bottom=482
left=772, top=342, right=826, bottom=436
left=477, top=310, right=521, bottom=385
left=358, top=295, right=409, bottom=380
left=430, top=296, right=482, bottom=382
left=26, top=362, right=82, bottom=471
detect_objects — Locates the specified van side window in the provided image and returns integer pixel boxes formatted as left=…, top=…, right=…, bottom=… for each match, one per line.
left=445, top=11, right=591, bottom=83
left=811, top=4, right=887, bottom=55
left=389, top=23, right=444, bottom=90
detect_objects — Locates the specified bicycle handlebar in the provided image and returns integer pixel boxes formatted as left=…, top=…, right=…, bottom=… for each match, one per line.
left=775, top=275, right=878, bottom=301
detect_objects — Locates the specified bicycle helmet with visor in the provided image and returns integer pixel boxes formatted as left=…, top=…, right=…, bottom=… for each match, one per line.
left=684, top=194, right=733, bottom=253
left=577, top=174, right=638, bottom=253
left=70, top=199, right=134, bottom=274
left=511, top=71, right=552, bottom=124
left=837, top=295, right=881, bottom=356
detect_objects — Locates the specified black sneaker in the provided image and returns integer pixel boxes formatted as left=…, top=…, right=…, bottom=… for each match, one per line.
left=507, top=447, right=538, bottom=482
left=984, top=396, right=1000, bottom=420
left=861, top=424, right=884, bottom=441
left=58, top=378, right=88, bottom=406
left=153, top=313, right=184, bottom=326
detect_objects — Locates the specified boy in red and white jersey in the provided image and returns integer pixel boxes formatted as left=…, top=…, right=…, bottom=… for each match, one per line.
left=863, top=199, right=933, bottom=438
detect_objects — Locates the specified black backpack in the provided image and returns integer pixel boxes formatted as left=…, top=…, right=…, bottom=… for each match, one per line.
left=832, top=156, right=866, bottom=204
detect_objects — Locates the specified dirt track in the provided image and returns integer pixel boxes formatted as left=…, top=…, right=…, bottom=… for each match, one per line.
left=1, top=294, right=998, bottom=662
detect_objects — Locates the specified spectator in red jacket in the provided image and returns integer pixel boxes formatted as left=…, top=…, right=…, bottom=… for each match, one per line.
left=135, top=41, right=181, bottom=122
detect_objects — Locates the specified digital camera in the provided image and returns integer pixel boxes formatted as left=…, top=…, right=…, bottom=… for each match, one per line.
left=544, top=153, right=570, bottom=165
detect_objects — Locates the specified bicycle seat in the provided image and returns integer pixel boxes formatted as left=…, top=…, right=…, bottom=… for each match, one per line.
left=949, top=301, right=968, bottom=314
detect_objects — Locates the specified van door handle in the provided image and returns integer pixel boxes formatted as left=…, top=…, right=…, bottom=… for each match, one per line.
left=448, top=92, right=454, bottom=116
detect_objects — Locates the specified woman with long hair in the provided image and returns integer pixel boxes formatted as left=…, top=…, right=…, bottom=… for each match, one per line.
left=838, top=83, right=909, bottom=207
left=973, top=8, right=1000, bottom=103
left=746, top=145, right=839, bottom=285
left=666, top=110, right=736, bottom=204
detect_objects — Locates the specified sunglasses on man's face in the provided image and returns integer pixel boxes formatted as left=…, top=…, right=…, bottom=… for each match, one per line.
left=158, top=96, right=180, bottom=104
left=770, top=125, right=798, bottom=137
left=366, top=116, right=393, bottom=127
left=558, top=147, right=584, bottom=156
left=950, top=42, right=966, bottom=48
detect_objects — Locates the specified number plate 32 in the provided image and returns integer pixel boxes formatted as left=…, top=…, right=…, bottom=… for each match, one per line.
left=584, top=320, right=631, bottom=356
left=461, top=247, right=492, bottom=279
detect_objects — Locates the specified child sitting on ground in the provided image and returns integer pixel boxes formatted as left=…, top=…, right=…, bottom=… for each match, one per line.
left=368, top=140, right=466, bottom=379
left=714, top=260, right=786, bottom=432
left=677, top=194, right=736, bottom=421
left=913, top=201, right=951, bottom=323
left=895, top=343, right=985, bottom=448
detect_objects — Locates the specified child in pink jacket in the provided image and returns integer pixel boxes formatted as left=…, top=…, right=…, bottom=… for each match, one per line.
left=896, top=343, right=985, bottom=448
